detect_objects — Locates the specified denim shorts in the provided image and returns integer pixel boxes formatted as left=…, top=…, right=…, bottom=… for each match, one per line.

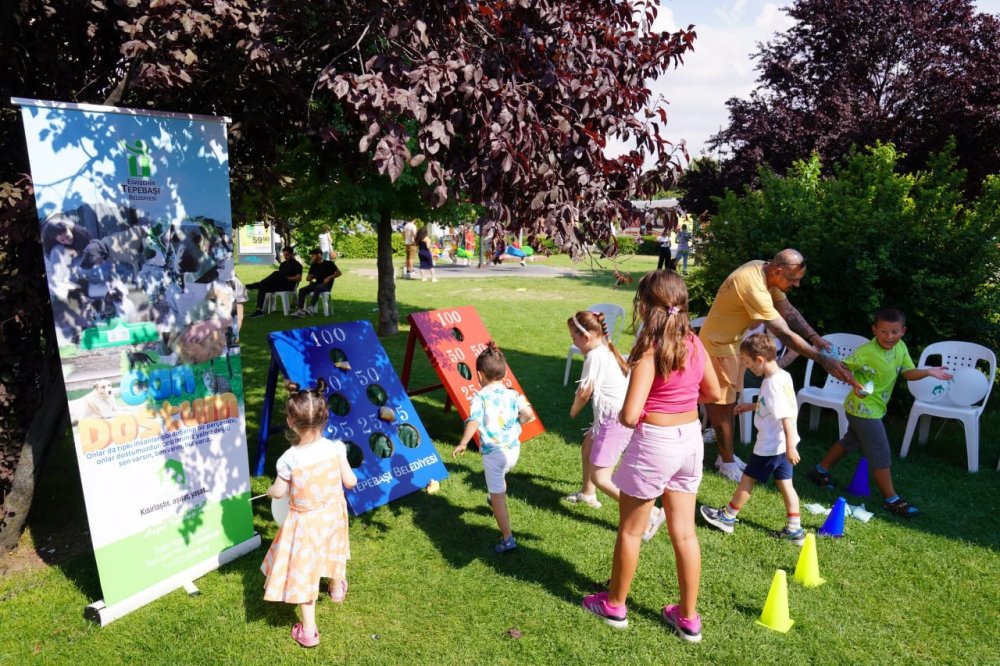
left=612, top=420, right=703, bottom=499
left=743, top=453, right=793, bottom=483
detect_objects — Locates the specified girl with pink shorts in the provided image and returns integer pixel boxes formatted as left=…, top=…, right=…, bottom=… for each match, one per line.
left=563, top=310, right=632, bottom=509
left=582, top=270, right=721, bottom=643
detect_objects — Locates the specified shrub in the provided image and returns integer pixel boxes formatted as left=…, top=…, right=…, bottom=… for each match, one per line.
left=319, top=232, right=405, bottom=259
left=614, top=235, right=638, bottom=255
left=689, top=142, right=1000, bottom=353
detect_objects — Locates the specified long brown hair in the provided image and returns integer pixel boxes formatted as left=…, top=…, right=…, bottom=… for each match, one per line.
left=629, top=270, right=692, bottom=376
left=568, top=310, right=628, bottom=376
left=285, top=378, right=328, bottom=444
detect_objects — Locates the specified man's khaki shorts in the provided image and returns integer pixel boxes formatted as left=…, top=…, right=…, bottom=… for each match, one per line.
left=709, top=354, right=744, bottom=404
left=405, top=244, right=417, bottom=264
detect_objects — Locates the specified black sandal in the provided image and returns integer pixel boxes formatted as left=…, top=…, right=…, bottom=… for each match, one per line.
left=883, top=498, right=919, bottom=518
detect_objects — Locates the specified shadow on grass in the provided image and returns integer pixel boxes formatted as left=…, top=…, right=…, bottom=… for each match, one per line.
left=366, top=455, right=595, bottom=605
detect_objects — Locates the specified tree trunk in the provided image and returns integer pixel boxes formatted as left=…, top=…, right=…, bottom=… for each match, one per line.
left=0, top=345, right=68, bottom=551
left=375, top=208, right=399, bottom=337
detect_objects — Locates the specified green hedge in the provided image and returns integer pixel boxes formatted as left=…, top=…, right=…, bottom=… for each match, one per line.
left=330, top=233, right=405, bottom=259
left=637, top=235, right=660, bottom=255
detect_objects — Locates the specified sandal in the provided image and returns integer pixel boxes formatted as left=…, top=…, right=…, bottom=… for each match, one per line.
left=291, top=622, right=320, bottom=648
left=883, top=498, right=920, bottom=518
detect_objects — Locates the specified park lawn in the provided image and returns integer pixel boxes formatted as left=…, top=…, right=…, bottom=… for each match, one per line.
left=2, top=254, right=999, bottom=665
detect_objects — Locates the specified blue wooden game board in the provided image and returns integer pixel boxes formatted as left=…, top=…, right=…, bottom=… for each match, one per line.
left=261, top=321, right=448, bottom=515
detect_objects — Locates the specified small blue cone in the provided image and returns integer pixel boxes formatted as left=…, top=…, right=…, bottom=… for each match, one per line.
left=818, top=496, right=847, bottom=538
left=847, top=457, right=870, bottom=497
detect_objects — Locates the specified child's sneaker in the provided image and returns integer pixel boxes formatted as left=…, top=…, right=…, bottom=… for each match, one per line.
left=717, top=462, right=743, bottom=483
left=699, top=505, right=736, bottom=534
left=770, top=526, right=806, bottom=546
left=582, top=592, right=628, bottom=629
left=702, top=427, right=716, bottom=444
left=494, top=535, right=517, bottom=553
left=562, top=492, right=602, bottom=508
left=662, top=604, right=702, bottom=643
left=808, top=468, right=834, bottom=489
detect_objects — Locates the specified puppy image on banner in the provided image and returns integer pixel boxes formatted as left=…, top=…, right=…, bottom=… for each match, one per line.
left=68, top=379, right=132, bottom=424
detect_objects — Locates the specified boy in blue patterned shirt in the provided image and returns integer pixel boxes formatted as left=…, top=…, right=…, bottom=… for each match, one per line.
left=454, top=341, right=536, bottom=552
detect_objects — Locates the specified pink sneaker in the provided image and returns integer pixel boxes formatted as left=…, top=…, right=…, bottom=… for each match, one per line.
left=662, top=604, right=702, bottom=643
left=582, top=591, right=628, bottom=629
left=291, top=622, right=320, bottom=648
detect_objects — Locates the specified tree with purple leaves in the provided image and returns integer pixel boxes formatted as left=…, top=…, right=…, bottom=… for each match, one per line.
left=690, top=0, right=1000, bottom=204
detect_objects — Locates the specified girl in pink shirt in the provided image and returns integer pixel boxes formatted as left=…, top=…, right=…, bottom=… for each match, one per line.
left=582, top=270, right=720, bottom=642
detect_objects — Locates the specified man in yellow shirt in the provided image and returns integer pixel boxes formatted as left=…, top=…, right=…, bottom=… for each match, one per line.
left=700, top=249, right=852, bottom=482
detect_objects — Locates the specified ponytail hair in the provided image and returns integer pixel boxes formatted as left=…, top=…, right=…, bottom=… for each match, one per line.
left=629, top=270, right=692, bottom=376
left=285, top=378, right=329, bottom=444
left=568, top=310, right=628, bottom=377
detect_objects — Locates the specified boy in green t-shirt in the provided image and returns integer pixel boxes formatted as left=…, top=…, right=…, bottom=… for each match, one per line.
left=808, top=307, right=952, bottom=517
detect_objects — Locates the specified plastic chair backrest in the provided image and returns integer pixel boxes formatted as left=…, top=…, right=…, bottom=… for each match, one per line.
left=802, top=333, right=869, bottom=391
left=586, top=303, right=626, bottom=346
left=918, top=341, right=997, bottom=413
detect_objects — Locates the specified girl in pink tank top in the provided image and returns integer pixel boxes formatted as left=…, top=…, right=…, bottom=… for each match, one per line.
left=582, top=270, right=720, bottom=642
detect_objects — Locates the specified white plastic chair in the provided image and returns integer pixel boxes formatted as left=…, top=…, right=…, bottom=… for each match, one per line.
left=564, top=303, right=626, bottom=385
left=796, top=333, right=869, bottom=438
left=900, top=341, right=996, bottom=472
left=263, top=291, right=295, bottom=316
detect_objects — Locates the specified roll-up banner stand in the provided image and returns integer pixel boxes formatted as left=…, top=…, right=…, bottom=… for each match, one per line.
left=13, top=98, right=258, bottom=625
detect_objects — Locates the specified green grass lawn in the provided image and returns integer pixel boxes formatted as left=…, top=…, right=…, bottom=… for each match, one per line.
left=2, top=255, right=999, bottom=664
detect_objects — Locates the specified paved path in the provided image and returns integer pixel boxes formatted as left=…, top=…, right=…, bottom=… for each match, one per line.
left=354, top=261, right=587, bottom=280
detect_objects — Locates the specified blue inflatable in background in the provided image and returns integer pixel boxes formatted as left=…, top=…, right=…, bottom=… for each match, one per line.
left=260, top=320, right=448, bottom=515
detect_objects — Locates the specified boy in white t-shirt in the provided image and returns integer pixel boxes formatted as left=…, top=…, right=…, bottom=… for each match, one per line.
left=699, top=333, right=806, bottom=545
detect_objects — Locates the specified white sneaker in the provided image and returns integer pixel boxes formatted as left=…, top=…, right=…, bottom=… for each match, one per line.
left=643, top=507, right=666, bottom=542
left=718, top=462, right=744, bottom=483
left=431, top=278, right=439, bottom=282
left=703, top=427, right=716, bottom=444
left=716, top=454, right=747, bottom=471
left=292, top=309, right=307, bottom=318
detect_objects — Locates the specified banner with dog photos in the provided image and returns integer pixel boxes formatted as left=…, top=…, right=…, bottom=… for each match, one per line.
left=15, top=98, right=257, bottom=618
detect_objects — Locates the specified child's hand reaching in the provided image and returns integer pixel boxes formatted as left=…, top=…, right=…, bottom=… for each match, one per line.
left=452, top=442, right=468, bottom=459
left=927, top=366, right=953, bottom=381
left=786, top=446, right=801, bottom=466
left=733, top=402, right=756, bottom=415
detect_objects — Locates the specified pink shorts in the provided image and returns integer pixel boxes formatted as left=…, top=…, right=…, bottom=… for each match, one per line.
left=589, top=418, right=633, bottom=468
left=612, top=420, right=704, bottom=500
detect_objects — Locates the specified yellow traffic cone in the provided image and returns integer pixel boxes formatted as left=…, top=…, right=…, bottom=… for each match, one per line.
left=757, top=569, right=795, bottom=633
left=793, top=533, right=826, bottom=588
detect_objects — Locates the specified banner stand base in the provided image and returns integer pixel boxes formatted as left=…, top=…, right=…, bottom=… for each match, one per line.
left=84, top=534, right=260, bottom=626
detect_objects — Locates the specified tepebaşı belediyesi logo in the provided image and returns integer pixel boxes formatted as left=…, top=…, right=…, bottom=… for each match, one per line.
left=120, top=139, right=162, bottom=202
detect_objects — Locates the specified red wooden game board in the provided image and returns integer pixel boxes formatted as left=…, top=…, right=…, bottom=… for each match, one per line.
left=402, top=306, right=545, bottom=445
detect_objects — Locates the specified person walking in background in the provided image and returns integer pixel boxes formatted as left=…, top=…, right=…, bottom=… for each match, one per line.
left=582, top=271, right=720, bottom=642
left=261, top=380, right=358, bottom=648
left=656, top=227, right=674, bottom=271
left=453, top=342, right=537, bottom=553
left=402, top=219, right=417, bottom=278
left=293, top=248, right=342, bottom=317
left=700, top=333, right=806, bottom=545
left=415, top=226, right=438, bottom=282
left=676, top=224, right=692, bottom=275
left=318, top=226, right=333, bottom=260
left=247, top=246, right=302, bottom=318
